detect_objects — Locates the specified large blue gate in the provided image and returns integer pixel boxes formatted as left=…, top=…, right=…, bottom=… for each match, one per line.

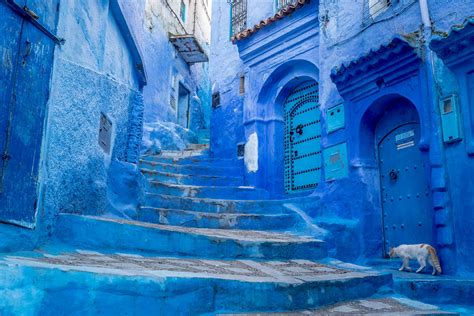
left=284, top=81, right=321, bottom=193
left=378, top=122, right=433, bottom=255
left=0, top=0, right=59, bottom=227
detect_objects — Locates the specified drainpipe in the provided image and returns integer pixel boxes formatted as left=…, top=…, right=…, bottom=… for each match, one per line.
left=418, top=0, right=456, bottom=273
left=419, top=0, right=432, bottom=29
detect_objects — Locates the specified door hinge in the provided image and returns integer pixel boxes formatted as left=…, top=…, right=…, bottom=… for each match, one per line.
left=5, top=0, right=65, bottom=45
left=1, top=153, right=11, bottom=161
left=23, top=5, right=39, bottom=20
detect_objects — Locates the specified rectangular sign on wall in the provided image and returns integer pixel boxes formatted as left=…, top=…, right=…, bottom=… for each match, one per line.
left=324, top=142, right=348, bottom=181
left=326, top=103, right=345, bottom=133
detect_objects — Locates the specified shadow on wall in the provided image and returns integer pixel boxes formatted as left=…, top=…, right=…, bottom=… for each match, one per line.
left=141, top=121, right=199, bottom=155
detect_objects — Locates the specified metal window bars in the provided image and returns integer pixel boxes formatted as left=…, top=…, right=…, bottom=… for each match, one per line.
left=362, top=0, right=416, bottom=27
left=276, top=0, right=297, bottom=11
left=230, top=0, right=247, bottom=36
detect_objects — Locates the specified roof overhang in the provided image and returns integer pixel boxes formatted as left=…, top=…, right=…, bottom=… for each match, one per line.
left=430, top=17, right=474, bottom=69
left=169, top=34, right=209, bottom=64
left=330, top=36, right=421, bottom=101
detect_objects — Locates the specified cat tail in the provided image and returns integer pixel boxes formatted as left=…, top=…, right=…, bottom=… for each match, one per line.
left=428, top=246, right=442, bottom=274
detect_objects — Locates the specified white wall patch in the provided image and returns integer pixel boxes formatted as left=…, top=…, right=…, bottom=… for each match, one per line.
left=244, top=132, right=258, bottom=173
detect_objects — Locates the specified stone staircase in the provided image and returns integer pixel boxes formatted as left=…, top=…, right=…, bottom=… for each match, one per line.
left=0, top=145, right=454, bottom=314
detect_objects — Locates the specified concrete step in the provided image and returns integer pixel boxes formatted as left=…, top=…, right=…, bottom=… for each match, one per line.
left=140, top=155, right=242, bottom=167
left=139, top=161, right=242, bottom=177
left=137, top=207, right=299, bottom=230
left=146, top=182, right=269, bottom=200
left=0, top=251, right=391, bottom=315
left=140, top=168, right=244, bottom=186
left=142, top=193, right=297, bottom=214
left=54, top=214, right=327, bottom=260
left=186, top=143, right=209, bottom=150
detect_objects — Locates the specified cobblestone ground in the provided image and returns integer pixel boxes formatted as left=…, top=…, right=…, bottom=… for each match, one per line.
left=4, top=251, right=358, bottom=284
left=223, top=298, right=453, bottom=315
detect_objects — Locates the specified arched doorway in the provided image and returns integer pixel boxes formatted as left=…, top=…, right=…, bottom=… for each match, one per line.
left=375, top=103, right=433, bottom=256
left=283, top=80, right=321, bottom=193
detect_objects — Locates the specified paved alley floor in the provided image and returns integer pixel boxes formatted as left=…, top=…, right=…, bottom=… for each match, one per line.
left=2, top=250, right=367, bottom=284
left=223, top=297, right=454, bottom=315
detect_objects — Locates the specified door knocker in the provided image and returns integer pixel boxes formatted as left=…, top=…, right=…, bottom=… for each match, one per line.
left=389, top=169, right=399, bottom=181
left=295, top=124, right=304, bottom=135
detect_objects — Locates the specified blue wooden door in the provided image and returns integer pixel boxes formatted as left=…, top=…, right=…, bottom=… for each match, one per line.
left=284, top=81, right=321, bottom=193
left=378, top=123, right=433, bottom=255
left=0, top=0, right=59, bottom=227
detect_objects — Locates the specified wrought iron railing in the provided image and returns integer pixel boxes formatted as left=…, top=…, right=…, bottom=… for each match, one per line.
left=230, top=0, right=247, bottom=36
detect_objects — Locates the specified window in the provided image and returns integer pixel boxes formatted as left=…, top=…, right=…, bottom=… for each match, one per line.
left=368, top=0, right=391, bottom=18
left=239, top=74, right=245, bottom=95
left=180, top=0, right=187, bottom=23
left=362, top=0, right=391, bottom=26
left=99, top=113, right=113, bottom=154
left=231, top=0, right=247, bottom=36
left=276, top=0, right=295, bottom=11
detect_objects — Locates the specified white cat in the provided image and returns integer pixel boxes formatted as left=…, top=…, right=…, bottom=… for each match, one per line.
left=389, top=244, right=442, bottom=275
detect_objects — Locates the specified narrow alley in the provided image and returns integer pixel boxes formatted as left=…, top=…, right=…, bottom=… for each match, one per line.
left=0, top=0, right=473, bottom=314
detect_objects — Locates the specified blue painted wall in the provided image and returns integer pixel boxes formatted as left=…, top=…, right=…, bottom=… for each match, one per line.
left=121, top=0, right=211, bottom=149
left=209, top=0, right=245, bottom=158
left=0, top=0, right=145, bottom=252
left=210, top=0, right=474, bottom=274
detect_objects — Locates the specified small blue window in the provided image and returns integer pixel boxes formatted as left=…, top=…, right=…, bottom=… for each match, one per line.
left=180, top=0, right=187, bottom=23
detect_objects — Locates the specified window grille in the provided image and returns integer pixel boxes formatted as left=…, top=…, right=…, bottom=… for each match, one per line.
left=362, top=0, right=416, bottom=27
left=276, top=0, right=296, bottom=11
left=231, top=0, right=247, bottom=36
left=362, top=0, right=391, bottom=25
left=99, top=113, right=113, bottom=154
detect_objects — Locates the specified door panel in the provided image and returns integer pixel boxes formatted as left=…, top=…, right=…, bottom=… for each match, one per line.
left=0, top=0, right=59, bottom=227
left=378, top=123, right=433, bottom=255
left=0, top=0, right=26, bottom=182
left=284, top=81, right=321, bottom=193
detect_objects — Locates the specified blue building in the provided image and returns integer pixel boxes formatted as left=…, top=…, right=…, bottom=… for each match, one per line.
left=211, top=0, right=474, bottom=275
left=122, top=0, right=212, bottom=151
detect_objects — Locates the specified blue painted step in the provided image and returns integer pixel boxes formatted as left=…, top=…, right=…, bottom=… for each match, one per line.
left=137, top=207, right=299, bottom=230
left=143, top=193, right=297, bottom=214
left=55, top=214, right=327, bottom=260
left=146, top=182, right=269, bottom=200
left=140, top=155, right=242, bottom=167
left=139, top=161, right=242, bottom=177
left=140, top=168, right=244, bottom=186
left=0, top=252, right=391, bottom=315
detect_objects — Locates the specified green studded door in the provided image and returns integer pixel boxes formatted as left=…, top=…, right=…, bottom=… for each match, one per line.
left=284, top=81, right=321, bottom=193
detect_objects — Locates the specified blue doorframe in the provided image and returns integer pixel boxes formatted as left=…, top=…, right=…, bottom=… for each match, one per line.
left=0, top=0, right=59, bottom=228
